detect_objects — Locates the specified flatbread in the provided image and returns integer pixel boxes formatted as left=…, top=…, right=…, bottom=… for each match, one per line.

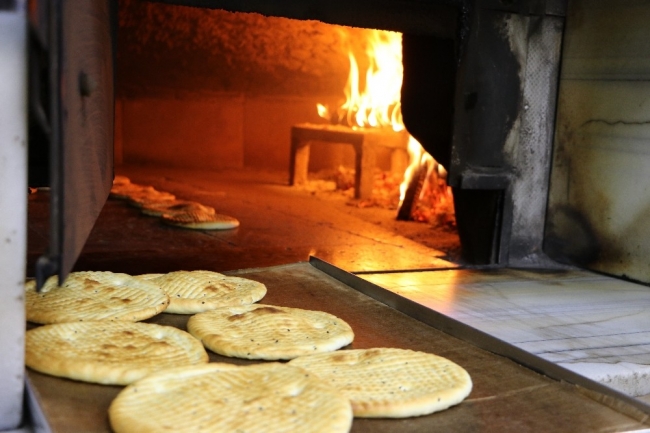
left=187, top=304, right=354, bottom=360
left=25, top=271, right=170, bottom=324
left=140, top=200, right=216, bottom=217
left=161, top=210, right=239, bottom=230
left=133, top=273, right=166, bottom=281
left=112, top=175, right=131, bottom=186
left=25, top=321, right=209, bottom=385
left=110, top=183, right=155, bottom=200
left=144, top=270, right=267, bottom=314
left=126, top=191, right=177, bottom=208
left=109, top=362, right=353, bottom=433
left=289, top=348, right=472, bottom=418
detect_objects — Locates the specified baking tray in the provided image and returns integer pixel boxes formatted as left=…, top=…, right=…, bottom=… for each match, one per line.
left=26, top=260, right=650, bottom=432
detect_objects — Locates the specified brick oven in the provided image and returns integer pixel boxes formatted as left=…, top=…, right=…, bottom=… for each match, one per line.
left=4, top=0, right=650, bottom=430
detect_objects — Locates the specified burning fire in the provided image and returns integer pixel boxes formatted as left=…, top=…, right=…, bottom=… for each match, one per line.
left=317, top=29, right=404, bottom=131
left=399, top=136, right=454, bottom=226
left=316, top=28, right=454, bottom=225
left=400, top=136, right=430, bottom=202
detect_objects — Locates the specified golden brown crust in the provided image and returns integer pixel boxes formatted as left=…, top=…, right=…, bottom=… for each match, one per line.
left=161, top=211, right=239, bottom=230
left=25, top=271, right=170, bottom=324
left=25, top=321, right=209, bottom=385
left=187, top=304, right=354, bottom=360
left=112, top=175, right=131, bottom=186
left=140, top=201, right=216, bottom=217
left=126, top=192, right=177, bottom=208
left=289, top=348, right=472, bottom=418
left=146, top=270, right=267, bottom=314
left=109, top=363, right=353, bottom=433
left=109, top=183, right=155, bottom=200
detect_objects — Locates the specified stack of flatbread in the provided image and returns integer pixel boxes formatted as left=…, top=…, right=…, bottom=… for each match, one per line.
left=135, top=270, right=267, bottom=314
left=110, top=175, right=239, bottom=230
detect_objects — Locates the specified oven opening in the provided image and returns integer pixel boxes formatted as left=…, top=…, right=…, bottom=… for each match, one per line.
left=80, top=0, right=462, bottom=274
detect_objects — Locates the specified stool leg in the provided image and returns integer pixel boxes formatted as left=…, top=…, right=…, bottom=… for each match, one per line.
left=289, top=136, right=310, bottom=185
left=356, top=141, right=376, bottom=200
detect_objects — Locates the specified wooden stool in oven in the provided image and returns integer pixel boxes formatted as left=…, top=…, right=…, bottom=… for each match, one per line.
left=289, top=123, right=409, bottom=199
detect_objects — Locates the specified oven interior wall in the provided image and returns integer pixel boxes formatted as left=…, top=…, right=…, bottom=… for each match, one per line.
left=116, top=0, right=397, bottom=174
left=545, top=0, right=650, bottom=284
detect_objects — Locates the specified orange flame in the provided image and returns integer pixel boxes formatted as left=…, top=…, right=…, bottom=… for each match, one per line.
left=318, top=30, right=404, bottom=131
left=317, top=28, right=453, bottom=222
left=398, top=136, right=454, bottom=223
left=399, top=136, right=430, bottom=203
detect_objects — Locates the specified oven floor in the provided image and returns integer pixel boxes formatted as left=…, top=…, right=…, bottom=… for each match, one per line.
left=27, top=164, right=457, bottom=276
left=360, top=268, right=650, bottom=399
left=25, top=165, right=650, bottom=419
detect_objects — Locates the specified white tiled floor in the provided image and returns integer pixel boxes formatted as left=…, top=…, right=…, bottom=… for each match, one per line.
left=360, top=268, right=650, bottom=396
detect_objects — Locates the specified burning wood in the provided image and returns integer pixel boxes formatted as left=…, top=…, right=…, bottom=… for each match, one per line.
left=397, top=157, right=431, bottom=221
left=311, top=26, right=455, bottom=227
left=407, top=164, right=455, bottom=228
left=396, top=137, right=455, bottom=226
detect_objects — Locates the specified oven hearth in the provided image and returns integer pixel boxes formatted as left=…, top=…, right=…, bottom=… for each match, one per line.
left=27, top=165, right=460, bottom=277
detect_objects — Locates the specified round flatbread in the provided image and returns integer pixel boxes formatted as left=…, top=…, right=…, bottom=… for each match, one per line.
left=25, top=321, right=209, bottom=385
left=109, top=362, right=353, bottom=433
left=140, top=201, right=216, bottom=217
left=144, top=270, right=266, bottom=314
left=126, top=192, right=177, bottom=208
left=187, top=304, right=354, bottom=360
left=110, top=183, right=155, bottom=200
left=289, top=348, right=472, bottom=418
left=161, top=210, right=239, bottom=230
left=25, top=271, right=170, bottom=324
left=112, top=175, right=131, bottom=186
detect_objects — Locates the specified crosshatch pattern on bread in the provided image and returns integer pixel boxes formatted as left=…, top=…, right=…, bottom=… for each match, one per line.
left=108, top=363, right=353, bottom=433
left=289, top=348, right=473, bottom=418
left=144, top=270, right=267, bottom=314
left=25, top=321, right=209, bottom=385
left=187, top=304, right=355, bottom=360
left=25, top=271, right=170, bottom=324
